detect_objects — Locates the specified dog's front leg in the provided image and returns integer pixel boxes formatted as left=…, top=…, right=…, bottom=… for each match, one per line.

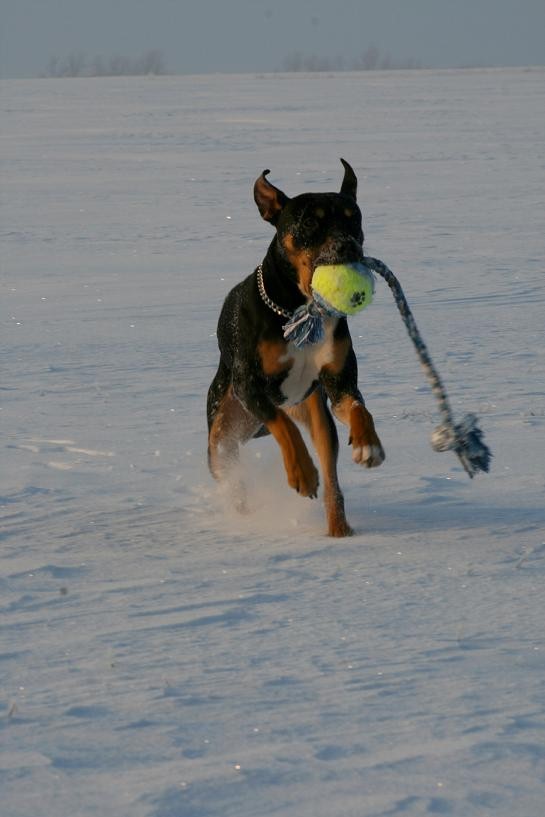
left=320, top=347, right=385, bottom=469
left=333, top=396, right=385, bottom=468
left=234, top=372, right=319, bottom=498
left=288, top=390, right=352, bottom=537
left=265, top=410, right=320, bottom=497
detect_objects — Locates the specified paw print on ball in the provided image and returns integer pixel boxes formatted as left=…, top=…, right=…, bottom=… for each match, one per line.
left=350, top=289, right=367, bottom=308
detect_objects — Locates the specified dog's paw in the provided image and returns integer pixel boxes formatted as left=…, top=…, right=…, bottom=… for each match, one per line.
left=328, top=517, right=353, bottom=537
left=349, top=404, right=385, bottom=469
left=352, top=441, right=385, bottom=468
left=287, top=457, right=320, bottom=498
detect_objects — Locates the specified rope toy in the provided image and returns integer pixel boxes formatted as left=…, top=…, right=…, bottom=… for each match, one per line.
left=283, top=258, right=491, bottom=478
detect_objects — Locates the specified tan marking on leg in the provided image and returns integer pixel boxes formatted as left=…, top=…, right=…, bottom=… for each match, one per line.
left=333, top=395, right=385, bottom=469
left=290, top=391, right=352, bottom=537
left=266, top=410, right=319, bottom=497
left=258, top=339, right=293, bottom=376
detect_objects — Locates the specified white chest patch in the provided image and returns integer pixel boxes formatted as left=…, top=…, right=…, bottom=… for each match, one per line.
left=280, top=320, right=338, bottom=406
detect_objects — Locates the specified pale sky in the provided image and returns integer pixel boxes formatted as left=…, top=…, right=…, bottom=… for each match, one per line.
left=1, top=0, right=544, bottom=78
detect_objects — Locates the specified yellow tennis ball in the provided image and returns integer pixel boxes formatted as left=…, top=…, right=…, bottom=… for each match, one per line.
left=312, top=263, right=375, bottom=316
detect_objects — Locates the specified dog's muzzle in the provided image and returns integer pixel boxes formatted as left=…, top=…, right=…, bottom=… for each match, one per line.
left=314, top=234, right=364, bottom=268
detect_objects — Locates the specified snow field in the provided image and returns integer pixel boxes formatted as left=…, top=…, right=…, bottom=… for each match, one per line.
left=1, top=68, right=545, bottom=816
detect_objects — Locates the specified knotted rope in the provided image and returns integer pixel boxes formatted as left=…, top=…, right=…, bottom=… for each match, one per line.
left=363, top=256, right=491, bottom=478
left=283, top=296, right=346, bottom=347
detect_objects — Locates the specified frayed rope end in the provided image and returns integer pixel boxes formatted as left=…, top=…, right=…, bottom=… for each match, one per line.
left=431, top=413, right=492, bottom=478
left=283, top=296, right=345, bottom=349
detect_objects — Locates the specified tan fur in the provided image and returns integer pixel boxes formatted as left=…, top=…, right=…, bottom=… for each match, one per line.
left=287, top=391, right=352, bottom=537
left=332, top=396, right=385, bottom=468
left=258, top=339, right=293, bottom=376
left=265, top=410, right=319, bottom=498
left=282, top=234, right=314, bottom=296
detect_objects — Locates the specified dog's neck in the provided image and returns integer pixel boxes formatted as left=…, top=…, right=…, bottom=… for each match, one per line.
left=260, top=238, right=309, bottom=314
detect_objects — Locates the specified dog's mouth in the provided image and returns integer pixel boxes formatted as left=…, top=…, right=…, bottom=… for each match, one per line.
left=313, top=235, right=364, bottom=270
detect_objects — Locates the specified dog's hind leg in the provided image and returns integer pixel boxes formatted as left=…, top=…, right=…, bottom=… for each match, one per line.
left=207, top=372, right=259, bottom=510
left=288, top=388, right=352, bottom=537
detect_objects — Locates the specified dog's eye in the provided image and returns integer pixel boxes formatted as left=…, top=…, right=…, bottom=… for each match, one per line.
left=344, top=207, right=361, bottom=225
left=345, top=207, right=363, bottom=235
left=302, top=216, right=319, bottom=233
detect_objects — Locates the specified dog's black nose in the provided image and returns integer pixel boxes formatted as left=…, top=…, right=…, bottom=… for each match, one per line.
left=316, top=233, right=363, bottom=266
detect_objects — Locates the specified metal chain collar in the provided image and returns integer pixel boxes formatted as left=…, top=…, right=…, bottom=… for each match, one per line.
left=256, top=265, right=292, bottom=319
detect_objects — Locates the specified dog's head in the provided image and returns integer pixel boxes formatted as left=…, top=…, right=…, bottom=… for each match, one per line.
left=254, top=159, right=364, bottom=296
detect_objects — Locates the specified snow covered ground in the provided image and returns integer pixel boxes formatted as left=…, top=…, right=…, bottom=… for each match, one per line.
left=1, top=67, right=545, bottom=816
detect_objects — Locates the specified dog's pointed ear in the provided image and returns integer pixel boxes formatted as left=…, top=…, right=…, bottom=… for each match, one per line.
left=254, top=170, right=289, bottom=225
left=340, top=158, right=357, bottom=200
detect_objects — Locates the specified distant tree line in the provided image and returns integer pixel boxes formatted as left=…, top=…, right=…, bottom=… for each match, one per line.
left=43, top=50, right=167, bottom=78
left=41, top=45, right=420, bottom=78
left=283, top=46, right=422, bottom=72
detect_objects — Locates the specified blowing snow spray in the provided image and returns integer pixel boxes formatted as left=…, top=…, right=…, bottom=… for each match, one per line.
left=282, top=258, right=492, bottom=479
